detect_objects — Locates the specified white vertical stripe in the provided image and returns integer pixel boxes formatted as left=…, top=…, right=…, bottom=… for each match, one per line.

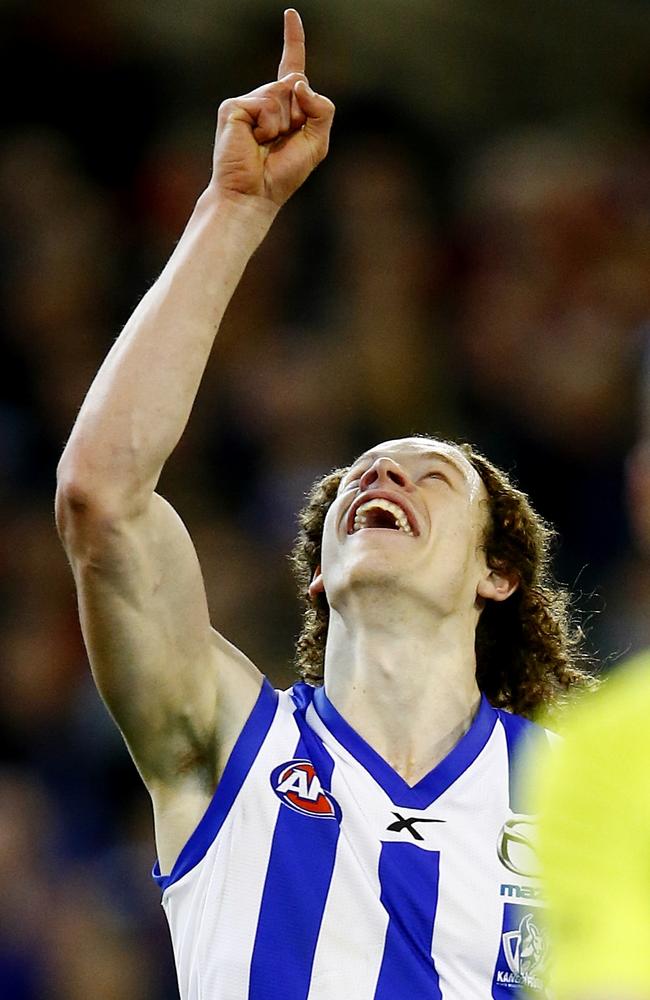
left=306, top=741, right=389, bottom=1000
left=163, top=694, right=299, bottom=1000
left=431, top=725, right=509, bottom=999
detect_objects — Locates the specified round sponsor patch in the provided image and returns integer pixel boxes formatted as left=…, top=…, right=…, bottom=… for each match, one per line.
left=271, top=759, right=341, bottom=820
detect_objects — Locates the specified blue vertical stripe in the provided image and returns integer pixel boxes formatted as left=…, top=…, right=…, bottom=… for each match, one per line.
left=497, top=712, right=547, bottom=813
left=248, top=729, right=340, bottom=1000
left=374, top=843, right=443, bottom=1000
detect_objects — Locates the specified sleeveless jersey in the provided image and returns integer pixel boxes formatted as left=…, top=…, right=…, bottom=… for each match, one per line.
left=153, top=680, right=549, bottom=1000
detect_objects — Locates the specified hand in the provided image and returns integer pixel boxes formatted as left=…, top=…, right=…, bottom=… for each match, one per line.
left=211, top=9, right=335, bottom=208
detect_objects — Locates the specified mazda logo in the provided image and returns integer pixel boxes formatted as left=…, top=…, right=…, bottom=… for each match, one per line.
left=497, top=816, right=538, bottom=878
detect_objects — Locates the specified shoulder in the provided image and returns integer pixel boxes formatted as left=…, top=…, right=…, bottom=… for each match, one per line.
left=495, top=705, right=554, bottom=756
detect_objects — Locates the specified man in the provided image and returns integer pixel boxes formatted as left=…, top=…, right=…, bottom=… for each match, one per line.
left=56, top=10, right=592, bottom=999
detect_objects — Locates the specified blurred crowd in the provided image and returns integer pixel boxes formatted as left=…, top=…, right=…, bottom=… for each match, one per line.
left=1, top=1, right=649, bottom=997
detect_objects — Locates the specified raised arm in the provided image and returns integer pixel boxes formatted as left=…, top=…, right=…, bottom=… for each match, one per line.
left=55, top=10, right=334, bottom=872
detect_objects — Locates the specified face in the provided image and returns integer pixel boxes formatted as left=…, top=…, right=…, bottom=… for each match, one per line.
left=311, top=437, right=506, bottom=616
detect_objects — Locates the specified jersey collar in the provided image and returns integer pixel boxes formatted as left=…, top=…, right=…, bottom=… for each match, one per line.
left=311, top=685, right=498, bottom=809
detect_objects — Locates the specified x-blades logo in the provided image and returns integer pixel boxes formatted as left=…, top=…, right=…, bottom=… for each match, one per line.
left=386, top=812, right=445, bottom=841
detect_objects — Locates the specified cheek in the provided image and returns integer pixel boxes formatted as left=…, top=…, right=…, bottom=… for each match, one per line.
left=434, top=511, right=485, bottom=566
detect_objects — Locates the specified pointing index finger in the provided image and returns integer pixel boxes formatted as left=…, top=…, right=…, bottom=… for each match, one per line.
left=278, top=8, right=306, bottom=80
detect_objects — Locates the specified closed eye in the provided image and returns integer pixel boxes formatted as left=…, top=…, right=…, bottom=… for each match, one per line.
left=340, top=464, right=371, bottom=492
left=339, top=474, right=363, bottom=494
left=422, top=469, right=451, bottom=485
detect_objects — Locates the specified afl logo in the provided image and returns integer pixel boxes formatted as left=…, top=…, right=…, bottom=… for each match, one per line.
left=271, top=759, right=341, bottom=820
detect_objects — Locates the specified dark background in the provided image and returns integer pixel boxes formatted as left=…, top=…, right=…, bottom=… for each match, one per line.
left=1, top=1, right=649, bottom=996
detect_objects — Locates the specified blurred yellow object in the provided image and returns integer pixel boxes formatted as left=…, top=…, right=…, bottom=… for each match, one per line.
left=537, top=652, right=650, bottom=999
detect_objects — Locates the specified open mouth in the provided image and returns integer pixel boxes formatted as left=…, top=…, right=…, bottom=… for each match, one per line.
left=350, top=498, right=415, bottom=536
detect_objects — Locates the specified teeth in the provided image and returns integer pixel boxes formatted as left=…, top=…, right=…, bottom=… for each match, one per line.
left=353, top=498, right=414, bottom=535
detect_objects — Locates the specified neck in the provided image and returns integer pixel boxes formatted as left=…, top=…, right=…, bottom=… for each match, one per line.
left=322, top=594, right=481, bottom=785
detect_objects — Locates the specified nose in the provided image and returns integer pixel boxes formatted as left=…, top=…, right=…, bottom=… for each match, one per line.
left=359, top=457, right=413, bottom=492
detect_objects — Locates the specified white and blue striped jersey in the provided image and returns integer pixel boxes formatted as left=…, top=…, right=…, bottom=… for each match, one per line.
left=153, top=680, right=549, bottom=999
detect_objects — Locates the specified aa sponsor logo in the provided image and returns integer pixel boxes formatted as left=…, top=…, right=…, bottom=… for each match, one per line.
left=271, top=759, right=341, bottom=820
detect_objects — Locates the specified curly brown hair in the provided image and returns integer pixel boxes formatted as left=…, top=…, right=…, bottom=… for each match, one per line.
left=289, top=439, right=596, bottom=720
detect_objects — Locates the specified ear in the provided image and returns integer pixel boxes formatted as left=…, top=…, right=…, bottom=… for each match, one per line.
left=308, top=565, right=325, bottom=601
left=477, top=568, right=519, bottom=603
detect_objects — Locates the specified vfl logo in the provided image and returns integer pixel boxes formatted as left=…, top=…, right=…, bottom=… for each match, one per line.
left=497, top=816, right=538, bottom=879
left=271, top=759, right=340, bottom=820
left=503, top=913, right=547, bottom=979
left=386, top=812, right=445, bottom=842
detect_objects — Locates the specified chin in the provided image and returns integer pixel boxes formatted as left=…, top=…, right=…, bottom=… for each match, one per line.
left=328, top=559, right=414, bottom=604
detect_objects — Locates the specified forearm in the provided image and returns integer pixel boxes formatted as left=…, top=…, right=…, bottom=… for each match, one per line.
left=58, top=189, right=277, bottom=514
left=57, top=8, right=333, bottom=523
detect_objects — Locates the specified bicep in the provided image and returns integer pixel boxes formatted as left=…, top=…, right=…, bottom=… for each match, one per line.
left=67, top=492, right=261, bottom=785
